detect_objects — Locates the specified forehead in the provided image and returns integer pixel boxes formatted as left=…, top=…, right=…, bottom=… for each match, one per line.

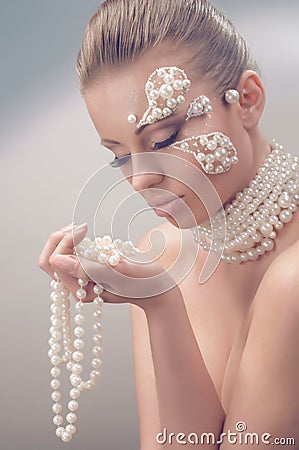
left=84, top=44, right=214, bottom=140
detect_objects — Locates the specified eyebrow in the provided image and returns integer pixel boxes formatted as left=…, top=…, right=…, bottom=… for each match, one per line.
left=101, top=112, right=181, bottom=146
left=101, top=138, right=120, bottom=146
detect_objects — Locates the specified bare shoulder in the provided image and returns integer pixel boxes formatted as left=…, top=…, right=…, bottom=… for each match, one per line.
left=254, top=239, right=299, bottom=314
left=137, top=221, right=192, bottom=269
left=266, top=239, right=299, bottom=285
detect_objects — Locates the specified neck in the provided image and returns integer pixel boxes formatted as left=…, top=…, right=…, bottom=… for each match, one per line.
left=192, top=137, right=299, bottom=264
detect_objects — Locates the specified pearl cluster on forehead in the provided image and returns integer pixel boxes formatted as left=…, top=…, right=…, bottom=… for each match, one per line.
left=127, top=66, right=191, bottom=129
left=192, top=141, right=299, bottom=263
left=186, top=95, right=213, bottom=121
left=171, top=131, right=238, bottom=175
left=49, top=235, right=139, bottom=443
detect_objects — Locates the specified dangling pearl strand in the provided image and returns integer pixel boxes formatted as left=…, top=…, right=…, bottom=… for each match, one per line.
left=48, top=235, right=139, bottom=442
left=192, top=141, right=299, bottom=263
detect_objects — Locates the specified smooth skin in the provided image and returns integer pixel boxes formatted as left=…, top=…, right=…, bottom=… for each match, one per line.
left=39, top=43, right=299, bottom=449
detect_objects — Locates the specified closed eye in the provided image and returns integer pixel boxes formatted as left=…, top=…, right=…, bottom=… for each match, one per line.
left=109, top=131, right=179, bottom=168
left=109, top=154, right=131, bottom=168
left=152, top=130, right=179, bottom=150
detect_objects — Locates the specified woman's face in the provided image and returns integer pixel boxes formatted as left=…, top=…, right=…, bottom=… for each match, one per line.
left=84, top=43, right=252, bottom=228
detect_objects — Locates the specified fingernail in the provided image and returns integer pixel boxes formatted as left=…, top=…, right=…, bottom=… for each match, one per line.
left=73, top=222, right=88, bottom=235
left=61, top=222, right=76, bottom=232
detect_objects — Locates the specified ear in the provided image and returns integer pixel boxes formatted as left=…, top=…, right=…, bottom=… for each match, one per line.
left=236, top=70, right=266, bottom=130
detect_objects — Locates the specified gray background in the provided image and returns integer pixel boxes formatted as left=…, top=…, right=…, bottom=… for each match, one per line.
left=1, top=1, right=299, bottom=450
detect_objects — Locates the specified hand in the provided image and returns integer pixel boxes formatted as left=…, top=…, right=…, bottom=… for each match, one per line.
left=39, top=223, right=179, bottom=310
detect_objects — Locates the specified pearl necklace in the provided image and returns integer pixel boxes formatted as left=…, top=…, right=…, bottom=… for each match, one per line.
left=191, top=141, right=299, bottom=263
left=48, top=236, right=139, bottom=443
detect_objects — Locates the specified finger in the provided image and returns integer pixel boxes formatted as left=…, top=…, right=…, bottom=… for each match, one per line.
left=51, top=256, right=96, bottom=302
left=39, top=222, right=75, bottom=275
left=48, top=224, right=88, bottom=278
left=53, top=254, right=116, bottom=299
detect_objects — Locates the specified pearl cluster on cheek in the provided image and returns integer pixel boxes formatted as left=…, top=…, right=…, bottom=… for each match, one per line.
left=192, top=141, right=299, bottom=263
left=171, top=131, right=238, bottom=175
left=48, top=235, right=139, bottom=443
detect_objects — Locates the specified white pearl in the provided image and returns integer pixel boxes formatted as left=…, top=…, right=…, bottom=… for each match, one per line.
left=260, top=223, right=273, bottom=237
left=93, top=322, right=102, bottom=332
left=173, top=79, right=183, bottom=90
left=93, top=284, right=104, bottom=295
left=183, top=79, right=191, bottom=89
left=51, top=390, right=61, bottom=402
left=50, top=379, right=61, bottom=390
left=75, top=302, right=83, bottom=312
left=90, top=369, right=102, bottom=381
left=68, top=400, right=79, bottom=412
left=279, top=210, right=292, bottom=223
left=61, top=432, right=72, bottom=443
left=149, top=89, right=159, bottom=100
left=53, top=415, right=63, bottom=426
left=261, top=238, right=275, bottom=252
left=72, top=351, right=84, bottom=362
left=52, top=403, right=62, bottom=414
left=70, top=374, right=82, bottom=387
left=65, top=424, right=77, bottom=435
left=76, top=289, right=86, bottom=300
left=207, top=140, right=217, bottom=151
left=83, top=380, right=96, bottom=391
left=177, top=95, right=185, bottom=104
left=159, top=84, right=174, bottom=99
left=74, top=326, right=85, bottom=337
left=225, top=89, right=240, bottom=104
left=91, top=358, right=102, bottom=368
left=274, top=220, right=284, bottom=230
left=93, top=334, right=103, bottom=344
left=127, top=114, right=137, bottom=124
left=167, top=98, right=177, bottom=109
left=50, top=343, right=61, bottom=354
left=55, top=427, right=64, bottom=438
left=152, top=108, right=163, bottom=119
left=72, top=363, right=83, bottom=375
left=66, top=361, right=74, bottom=371
left=74, top=338, right=84, bottom=350
left=74, top=314, right=85, bottom=325
left=164, top=73, right=174, bottom=84
left=108, top=254, right=120, bottom=266
left=69, top=388, right=81, bottom=399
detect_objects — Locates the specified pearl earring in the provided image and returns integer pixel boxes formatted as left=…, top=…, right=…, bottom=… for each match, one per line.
left=225, top=89, right=240, bottom=104
left=186, top=95, right=213, bottom=121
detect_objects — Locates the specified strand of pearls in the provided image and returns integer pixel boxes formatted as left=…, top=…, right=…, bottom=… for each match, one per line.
left=192, top=141, right=299, bottom=263
left=48, top=235, right=139, bottom=442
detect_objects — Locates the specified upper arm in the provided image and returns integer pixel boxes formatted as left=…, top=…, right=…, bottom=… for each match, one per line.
left=221, top=249, right=299, bottom=447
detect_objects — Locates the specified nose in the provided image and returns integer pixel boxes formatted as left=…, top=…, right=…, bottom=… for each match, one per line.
left=129, top=153, right=164, bottom=192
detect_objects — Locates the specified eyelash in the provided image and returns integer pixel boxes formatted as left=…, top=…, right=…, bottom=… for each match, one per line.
left=109, top=130, right=179, bottom=168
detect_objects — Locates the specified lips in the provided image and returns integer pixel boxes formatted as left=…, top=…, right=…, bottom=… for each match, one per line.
left=147, top=195, right=186, bottom=218
left=149, top=195, right=184, bottom=208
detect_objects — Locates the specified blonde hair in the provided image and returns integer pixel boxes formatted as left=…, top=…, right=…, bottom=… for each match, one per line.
left=76, top=0, right=260, bottom=96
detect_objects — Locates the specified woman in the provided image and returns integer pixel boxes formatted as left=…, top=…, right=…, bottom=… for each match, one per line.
left=39, top=0, right=299, bottom=448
